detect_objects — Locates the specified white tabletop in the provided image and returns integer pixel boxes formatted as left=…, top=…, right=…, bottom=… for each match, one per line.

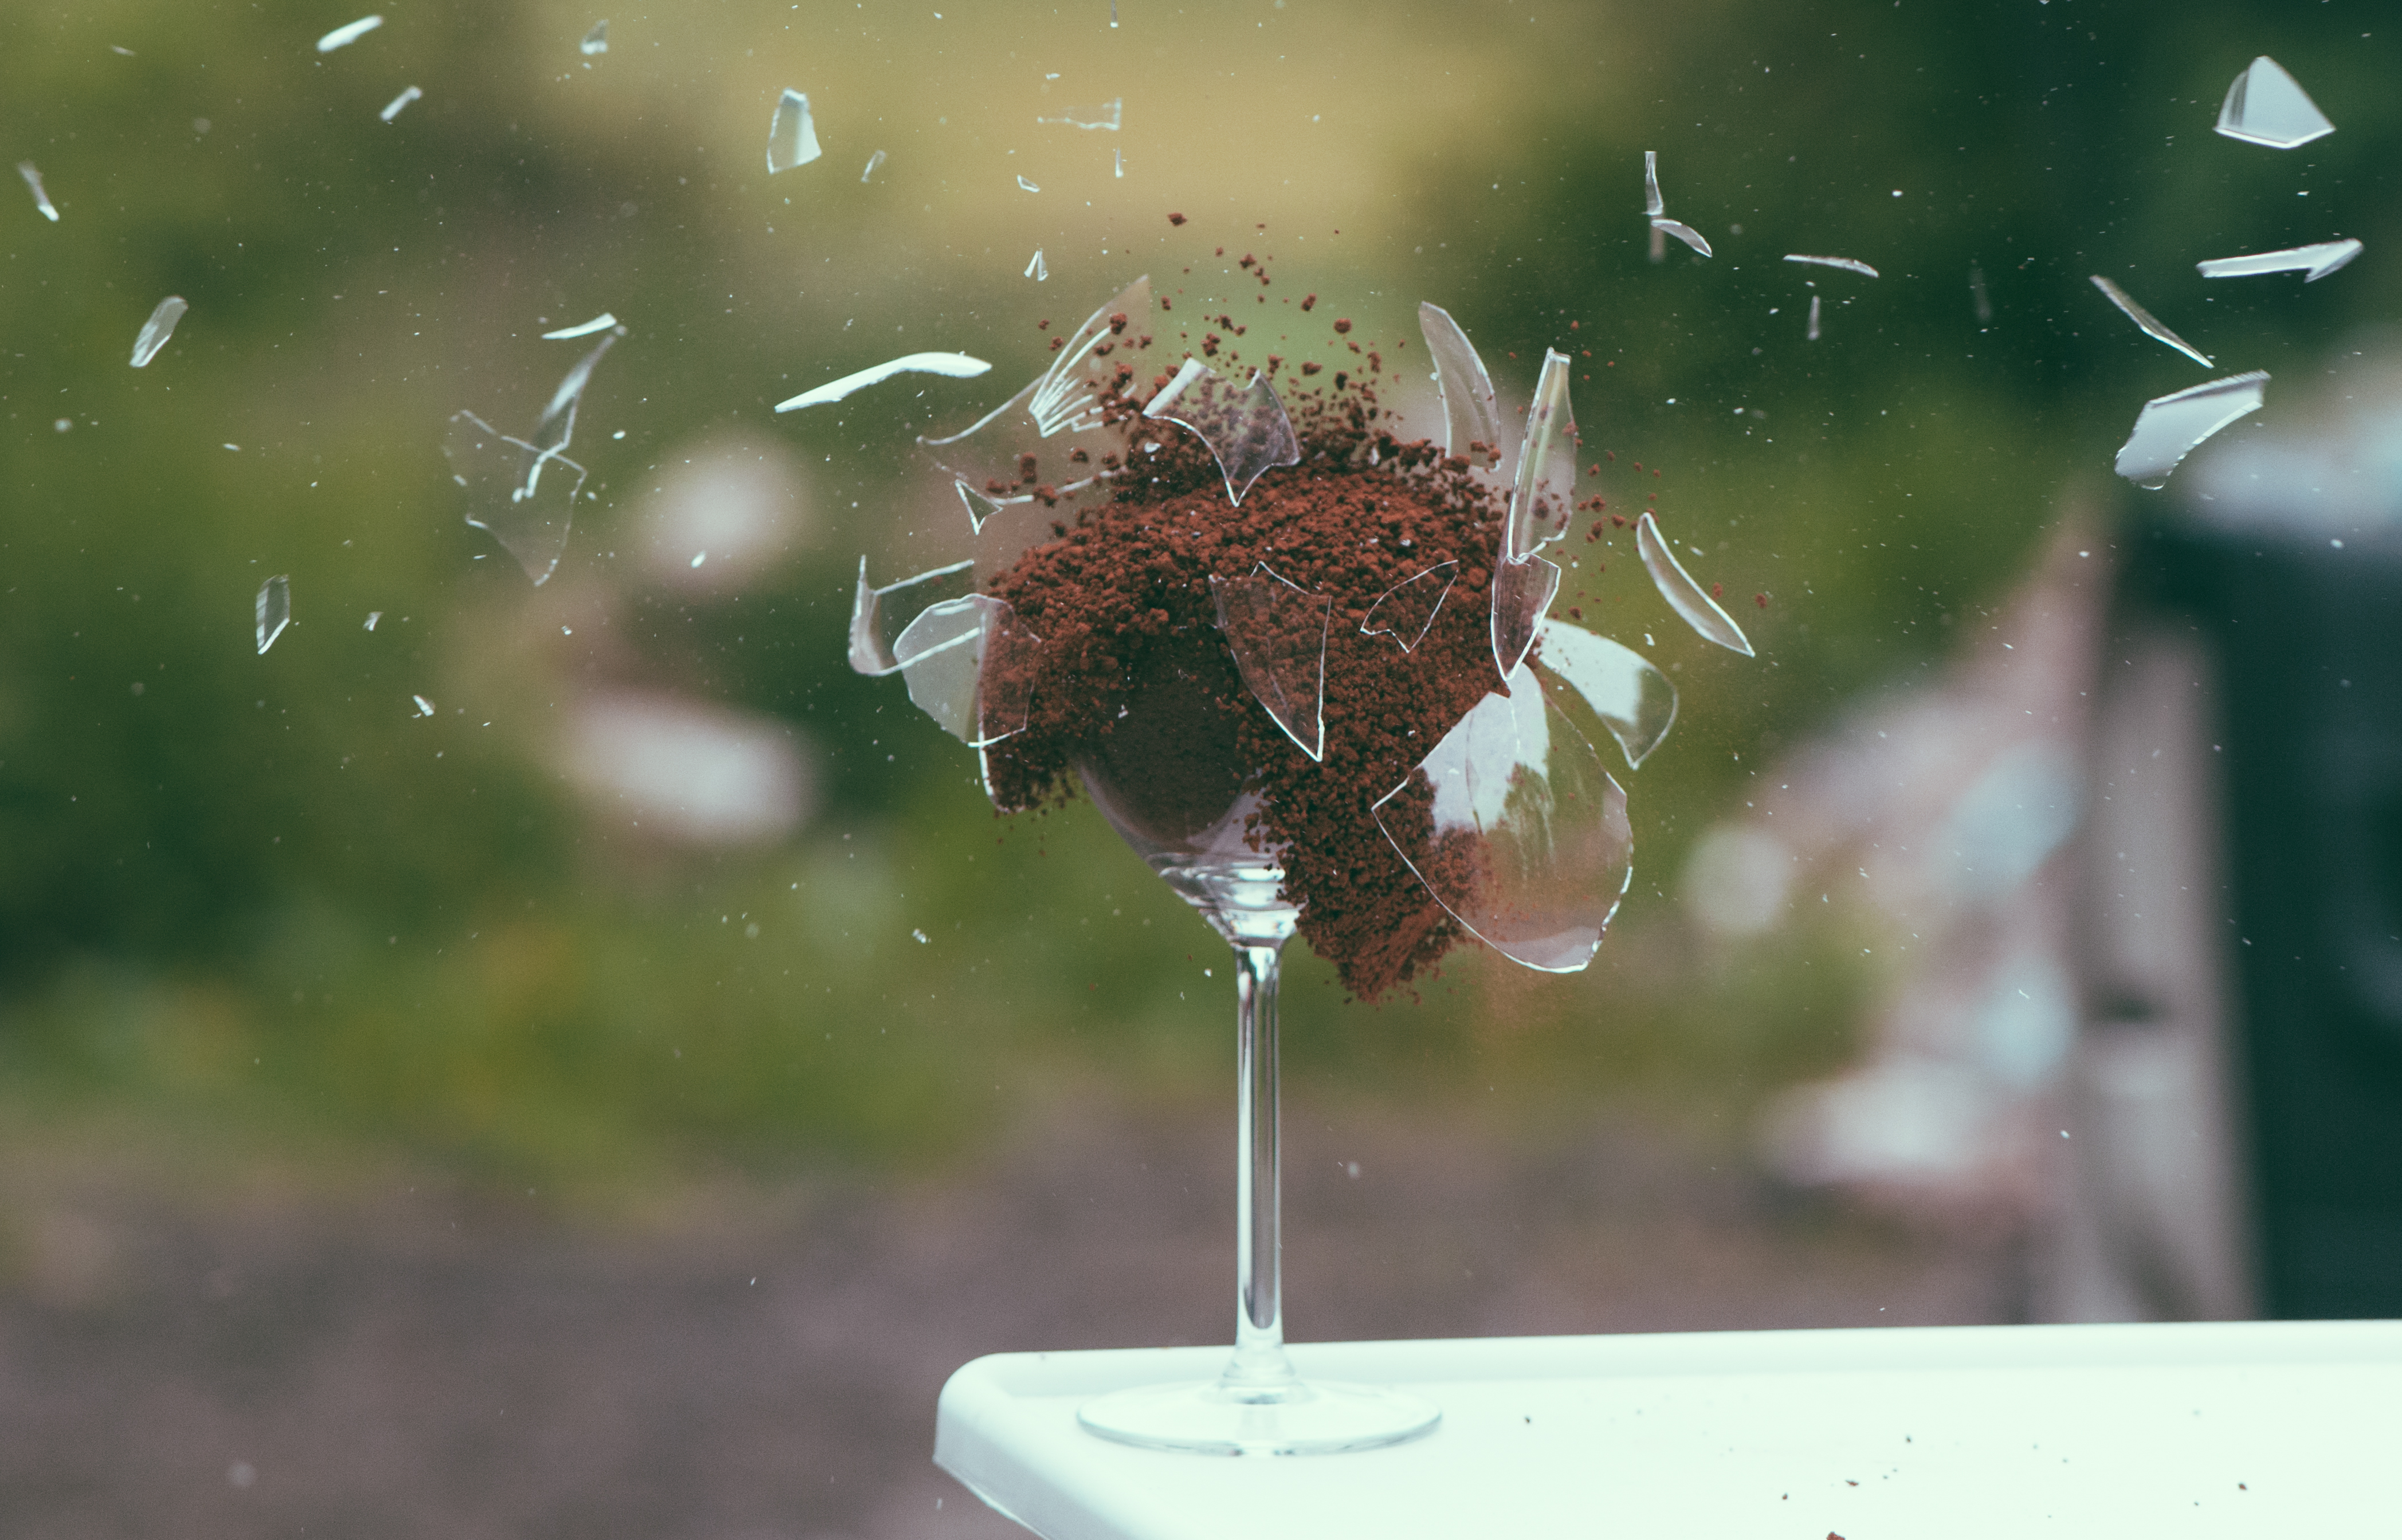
left=935, top=1321, right=2402, bottom=1538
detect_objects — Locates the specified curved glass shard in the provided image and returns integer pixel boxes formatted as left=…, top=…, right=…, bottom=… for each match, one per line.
left=1209, top=564, right=1331, bottom=760
left=1651, top=218, right=1713, bottom=258
left=1016, top=175, right=1040, bottom=192
left=1490, top=552, right=1561, bottom=684
left=1360, top=560, right=1458, bottom=654
left=1037, top=99, right=1121, bottom=130
left=316, top=14, right=382, bottom=52
left=767, top=89, right=822, bottom=173
left=580, top=19, right=609, bottom=55
left=893, top=594, right=1043, bottom=745
left=256, top=575, right=292, bottom=655
left=1533, top=616, right=1677, bottom=769
left=861, top=149, right=885, bottom=182
left=848, top=556, right=975, bottom=675
left=378, top=85, right=421, bottom=122
left=1505, top=348, right=1577, bottom=561
left=2089, top=276, right=2212, bottom=368
left=2216, top=56, right=2334, bottom=150
left=543, top=312, right=618, bottom=341
left=2197, top=239, right=2362, bottom=284
left=18, top=161, right=59, bottom=222
left=129, top=296, right=186, bottom=367
left=2114, top=371, right=2267, bottom=490
left=1417, top=302, right=1501, bottom=462
left=1783, top=254, right=1879, bottom=278
left=444, top=410, right=587, bottom=586
left=1143, top=359, right=1301, bottom=505
left=774, top=352, right=991, bottom=412
left=1373, top=662, right=1633, bottom=974
left=1642, top=150, right=1665, bottom=218
left=534, top=328, right=620, bottom=457
left=1636, top=511, right=1753, bottom=657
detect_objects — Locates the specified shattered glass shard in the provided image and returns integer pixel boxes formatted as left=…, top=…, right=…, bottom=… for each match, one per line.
left=2089, top=276, right=2212, bottom=368
left=1141, top=358, right=1301, bottom=505
left=1025, top=247, right=1047, bottom=281
left=1643, top=150, right=1665, bottom=218
left=17, top=161, right=58, bottom=221
left=1209, top=564, right=1332, bottom=760
left=848, top=557, right=976, bottom=676
left=1373, top=661, right=1633, bottom=974
left=1361, top=561, right=1459, bottom=654
left=766, top=89, right=822, bottom=173
left=1038, top=99, right=1122, bottom=130
left=1636, top=511, right=1752, bottom=657
left=379, top=85, right=422, bottom=122
left=2216, top=56, right=2334, bottom=150
left=365, top=611, right=382, bottom=631
left=444, top=409, right=587, bottom=586
left=413, top=694, right=435, bottom=717
left=893, top=594, right=1043, bottom=745
left=1651, top=218, right=1713, bottom=258
left=1533, top=616, right=1676, bottom=769
left=1490, top=553, right=1561, bottom=684
left=774, top=352, right=991, bottom=412
left=861, top=149, right=886, bottom=182
left=256, top=575, right=292, bottom=655
left=2114, top=371, right=2267, bottom=490
left=542, top=312, right=618, bottom=341
left=1016, top=175, right=1040, bottom=192
left=1113, top=148, right=1124, bottom=179
left=1783, top=254, right=1878, bottom=278
left=130, top=296, right=187, bottom=367
left=1505, top=349, right=1577, bottom=562
left=2196, top=238, right=2362, bottom=283
left=534, top=329, right=620, bottom=457
left=1417, top=302, right=1501, bottom=462
left=316, top=14, right=382, bottom=52
left=1807, top=293, right=1822, bottom=341
left=580, top=19, right=608, bottom=55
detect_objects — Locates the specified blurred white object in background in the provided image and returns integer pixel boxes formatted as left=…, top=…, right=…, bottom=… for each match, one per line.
left=558, top=689, right=813, bottom=846
left=634, top=437, right=809, bottom=592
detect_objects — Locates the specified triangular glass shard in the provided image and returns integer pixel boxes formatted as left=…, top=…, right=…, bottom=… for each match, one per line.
left=131, top=296, right=186, bottom=367
left=1361, top=560, right=1459, bottom=653
left=1490, top=552, right=1561, bottom=684
left=2090, top=276, right=2212, bottom=368
left=1533, top=616, right=1677, bottom=769
left=2113, top=371, right=2267, bottom=490
left=1651, top=218, right=1713, bottom=258
left=2216, top=56, right=2334, bottom=150
left=767, top=89, right=823, bottom=173
left=1505, top=348, right=1577, bottom=561
left=1141, top=358, right=1301, bottom=505
left=1635, top=512, right=1752, bottom=657
left=1372, top=661, right=1633, bottom=974
left=2197, top=239, right=2362, bottom=283
left=1642, top=150, right=1664, bottom=218
left=580, top=19, right=609, bottom=55
left=533, top=329, right=620, bottom=457
left=1417, top=302, right=1501, bottom=462
left=444, top=409, right=588, bottom=586
left=1209, top=564, right=1331, bottom=760
left=848, top=556, right=975, bottom=676
left=256, top=574, right=292, bottom=655
left=893, top=594, right=1043, bottom=745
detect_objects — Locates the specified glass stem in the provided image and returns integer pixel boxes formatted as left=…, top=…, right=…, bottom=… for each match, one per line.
left=1225, top=933, right=1296, bottom=1389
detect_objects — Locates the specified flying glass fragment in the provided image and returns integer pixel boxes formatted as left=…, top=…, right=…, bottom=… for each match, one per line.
left=1113, top=148, right=1124, bottom=179
left=443, top=410, right=588, bottom=586
left=1417, top=302, right=1501, bottom=462
left=1360, top=561, right=1458, bottom=654
left=1783, top=254, right=1878, bottom=278
left=1141, top=358, right=1301, bottom=505
left=892, top=594, right=1042, bottom=745
left=774, top=351, right=991, bottom=412
left=533, top=329, right=620, bottom=458
left=1642, top=149, right=1664, bottom=218
left=2113, top=372, right=2267, bottom=490
left=580, top=19, right=609, bottom=55
left=256, top=575, right=292, bottom=655
left=1373, top=661, right=1633, bottom=974
left=18, top=160, right=59, bottom=221
left=130, top=296, right=187, bottom=367
left=316, top=14, right=382, bottom=52
left=366, top=611, right=382, bottom=631
left=1651, top=218, right=1713, bottom=258
left=1636, top=511, right=1752, bottom=657
left=1533, top=616, right=1676, bottom=769
left=1038, top=99, right=1122, bottom=130
left=542, top=312, right=618, bottom=341
left=379, top=85, right=422, bottom=121
left=1016, top=175, right=1040, bottom=192
left=2196, top=239, right=2362, bottom=284
left=1504, top=348, right=1577, bottom=561
left=1490, top=553, right=1561, bottom=683
left=1209, top=564, right=1332, bottom=761
left=1025, top=248, right=1048, bottom=281
left=766, top=89, right=822, bottom=173
left=849, top=557, right=976, bottom=675
left=1807, top=293, right=1822, bottom=341
left=861, top=149, right=885, bottom=182
left=2089, top=275, right=2212, bottom=368
left=2215, top=56, right=2334, bottom=150
left=413, top=694, right=435, bottom=717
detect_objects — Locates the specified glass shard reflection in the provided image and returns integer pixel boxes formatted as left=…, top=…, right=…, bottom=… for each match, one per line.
left=1489, top=553, right=1560, bottom=685
left=1025, top=248, right=1048, bottom=281
left=443, top=410, right=588, bottom=586
left=1372, top=661, right=1632, bottom=974
left=379, top=85, right=422, bottom=122
left=1642, top=150, right=1664, bottom=218
left=2215, top=56, right=2334, bottom=150
left=129, top=296, right=187, bottom=367
left=1533, top=616, right=1676, bottom=769
left=1038, top=99, right=1122, bottom=130
left=256, top=575, right=291, bottom=655
left=2113, top=371, right=2267, bottom=490
left=2196, top=239, right=2362, bottom=284
left=2089, top=276, right=2212, bottom=368
left=1636, top=512, right=1752, bottom=656
left=849, top=557, right=976, bottom=676
left=773, top=351, right=991, bottom=412
left=1783, top=254, right=1879, bottom=278
left=1416, top=302, right=1500, bottom=461
left=1650, top=218, right=1713, bottom=258
left=541, top=312, right=618, bottom=341
left=1360, top=561, right=1458, bottom=654
left=579, top=19, right=609, bottom=55
left=861, top=149, right=886, bottom=182
left=1505, top=348, right=1576, bottom=561
left=893, top=594, right=1042, bottom=746
left=315, top=14, right=382, bottom=52
left=766, top=89, right=822, bottom=173
left=1141, top=358, right=1301, bottom=505
left=1209, top=564, right=1332, bottom=761
left=17, top=161, right=58, bottom=221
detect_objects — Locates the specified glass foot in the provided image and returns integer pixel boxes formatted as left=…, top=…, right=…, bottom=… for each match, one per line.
left=1078, top=1377, right=1441, bottom=1456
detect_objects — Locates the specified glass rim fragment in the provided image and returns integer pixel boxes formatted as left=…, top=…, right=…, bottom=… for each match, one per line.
left=2113, top=371, right=2268, bottom=490
left=1650, top=218, right=1713, bottom=258
left=2215, top=55, right=2335, bottom=150
left=1782, top=253, right=1878, bottom=278
left=1635, top=511, right=1753, bottom=657
left=129, top=296, right=188, bottom=367
left=315, top=14, right=383, bottom=52
left=1504, top=348, right=1577, bottom=563
left=774, top=352, right=991, bottom=412
left=2088, top=275, right=2213, bottom=368
left=2196, top=239, right=2362, bottom=284
left=1417, top=301, right=1501, bottom=462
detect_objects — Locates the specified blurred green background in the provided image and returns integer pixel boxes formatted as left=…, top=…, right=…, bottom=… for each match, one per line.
left=2, top=0, right=2393, bottom=1196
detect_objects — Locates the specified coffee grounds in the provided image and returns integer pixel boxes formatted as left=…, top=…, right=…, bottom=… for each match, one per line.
left=980, top=328, right=1513, bottom=1001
